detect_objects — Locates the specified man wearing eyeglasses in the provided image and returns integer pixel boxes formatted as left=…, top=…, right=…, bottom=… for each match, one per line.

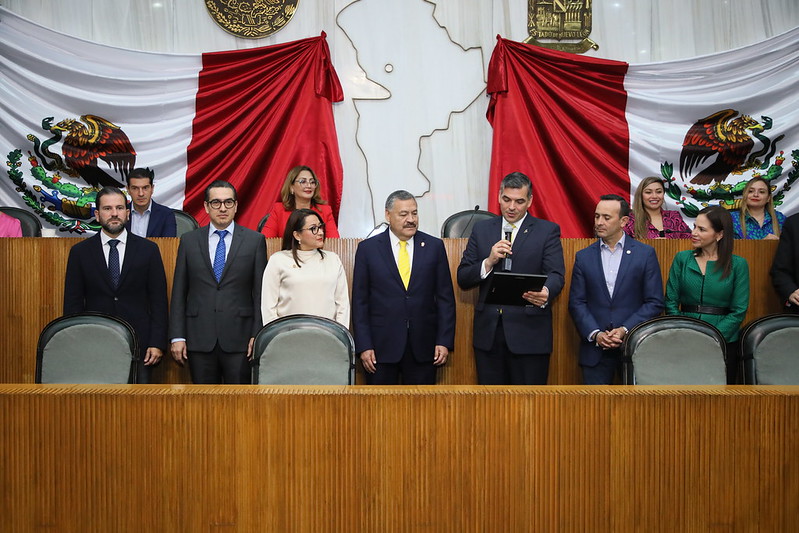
left=169, top=180, right=267, bottom=384
left=352, top=190, right=456, bottom=384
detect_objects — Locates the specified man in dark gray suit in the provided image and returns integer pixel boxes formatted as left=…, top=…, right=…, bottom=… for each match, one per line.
left=169, top=180, right=267, bottom=384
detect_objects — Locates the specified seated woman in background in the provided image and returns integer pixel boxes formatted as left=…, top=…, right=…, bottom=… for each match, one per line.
left=624, top=176, right=691, bottom=239
left=261, top=166, right=340, bottom=238
left=261, top=209, right=350, bottom=326
left=730, top=176, right=785, bottom=240
left=665, top=205, right=750, bottom=383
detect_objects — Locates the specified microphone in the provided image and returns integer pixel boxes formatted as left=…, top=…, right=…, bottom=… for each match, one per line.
left=502, top=222, right=513, bottom=271
left=457, top=205, right=481, bottom=239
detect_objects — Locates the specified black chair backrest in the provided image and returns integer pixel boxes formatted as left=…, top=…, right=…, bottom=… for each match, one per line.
left=36, top=313, right=139, bottom=384
left=172, top=209, right=199, bottom=237
left=0, top=206, right=42, bottom=237
left=622, top=316, right=727, bottom=385
left=257, top=213, right=270, bottom=233
left=440, top=209, right=498, bottom=238
left=740, top=314, right=799, bottom=384
left=252, top=314, right=355, bottom=385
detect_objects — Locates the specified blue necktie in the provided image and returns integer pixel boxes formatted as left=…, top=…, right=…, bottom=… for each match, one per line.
left=213, top=229, right=228, bottom=282
left=108, top=239, right=120, bottom=289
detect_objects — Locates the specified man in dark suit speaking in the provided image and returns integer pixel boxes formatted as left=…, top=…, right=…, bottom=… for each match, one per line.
left=63, top=186, right=169, bottom=383
left=352, top=190, right=456, bottom=385
left=125, top=167, right=177, bottom=238
left=458, top=172, right=565, bottom=385
left=169, top=180, right=267, bottom=384
left=568, top=194, right=664, bottom=384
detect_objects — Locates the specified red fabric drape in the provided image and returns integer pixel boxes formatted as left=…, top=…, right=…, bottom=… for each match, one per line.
left=486, top=37, right=630, bottom=237
left=185, top=33, right=344, bottom=230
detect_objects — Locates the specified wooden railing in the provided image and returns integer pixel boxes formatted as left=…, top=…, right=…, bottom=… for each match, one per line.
left=0, top=238, right=782, bottom=384
left=1, top=385, right=797, bottom=531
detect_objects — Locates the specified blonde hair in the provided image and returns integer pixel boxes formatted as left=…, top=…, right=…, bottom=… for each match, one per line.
left=738, top=177, right=780, bottom=239
left=631, top=176, right=665, bottom=240
left=279, top=166, right=327, bottom=211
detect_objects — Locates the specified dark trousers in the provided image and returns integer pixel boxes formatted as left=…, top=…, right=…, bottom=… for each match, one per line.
left=580, top=348, right=621, bottom=385
left=474, top=317, right=550, bottom=385
left=137, top=359, right=154, bottom=384
left=188, top=342, right=251, bottom=384
left=366, top=337, right=437, bottom=385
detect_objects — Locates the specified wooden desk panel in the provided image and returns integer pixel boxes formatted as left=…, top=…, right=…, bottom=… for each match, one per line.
left=1, top=385, right=797, bottom=532
left=0, top=238, right=783, bottom=384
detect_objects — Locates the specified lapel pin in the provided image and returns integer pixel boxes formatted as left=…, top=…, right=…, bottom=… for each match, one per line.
left=421, top=241, right=425, bottom=247
left=626, top=250, right=631, bottom=254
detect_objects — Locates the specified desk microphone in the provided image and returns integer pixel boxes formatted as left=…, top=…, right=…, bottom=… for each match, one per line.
left=458, top=205, right=481, bottom=238
left=502, top=222, right=513, bottom=271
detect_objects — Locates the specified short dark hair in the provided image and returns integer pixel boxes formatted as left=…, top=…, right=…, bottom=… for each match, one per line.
left=599, top=194, right=631, bottom=218
left=127, top=167, right=155, bottom=185
left=385, top=190, right=416, bottom=211
left=282, top=208, right=325, bottom=267
left=204, top=180, right=237, bottom=202
left=95, top=186, right=127, bottom=208
left=500, top=172, right=532, bottom=198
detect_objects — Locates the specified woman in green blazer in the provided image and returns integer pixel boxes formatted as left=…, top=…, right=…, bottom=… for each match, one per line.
left=665, top=205, right=750, bottom=383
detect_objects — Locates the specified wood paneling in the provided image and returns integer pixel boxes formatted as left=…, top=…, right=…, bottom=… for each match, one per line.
left=1, top=385, right=797, bottom=532
left=0, top=238, right=783, bottom=384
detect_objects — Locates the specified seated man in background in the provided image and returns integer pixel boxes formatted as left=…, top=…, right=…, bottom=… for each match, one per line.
left=125, top=167, right=177, bottom=238
left=771, top=212, right=799, bottom=313
left=64, top=186, right=169, bottom=383
left=569, top=194, right=664, bottom=384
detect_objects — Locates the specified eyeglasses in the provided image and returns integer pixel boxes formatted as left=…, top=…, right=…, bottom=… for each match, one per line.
left=207, top=199, right=236, bottom=209
left=294, top=179, right=318, bottom=187
left=302, top=223, right=325, bottom=235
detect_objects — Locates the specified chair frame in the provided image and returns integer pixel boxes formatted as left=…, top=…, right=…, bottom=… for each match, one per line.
left=172, top=209, right=199, bottom=236
left=440, top=209, right=497, bottom=238
left=621, top=316, right=726, bottom=385
left=0, top=206, right=43, bottom=237
left=251, top=314, right=356, bottom=385
left=257, top=213, right=270, bottom=233
left=739, top=313, right=799, bottom=384
left=36, top=312, right=139, bottom=384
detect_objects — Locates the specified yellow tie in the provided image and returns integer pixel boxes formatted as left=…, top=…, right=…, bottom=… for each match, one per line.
left=398, top=240, right=410, bottom=289
left=510, top=223, right=517, bottom=244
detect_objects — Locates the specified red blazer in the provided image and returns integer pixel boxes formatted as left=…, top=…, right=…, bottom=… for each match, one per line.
left=260, top=202, right=340, bottom=238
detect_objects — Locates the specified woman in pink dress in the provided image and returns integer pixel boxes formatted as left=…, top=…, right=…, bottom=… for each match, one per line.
left=624, top=176, right=691, bottom=239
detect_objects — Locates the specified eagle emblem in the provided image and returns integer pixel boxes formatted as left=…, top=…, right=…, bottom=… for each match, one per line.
left=3, top=114, right=137, bottom=233
left=31, top=114, right=136, bottom=188
left=679, top=109, right=783, bottom=185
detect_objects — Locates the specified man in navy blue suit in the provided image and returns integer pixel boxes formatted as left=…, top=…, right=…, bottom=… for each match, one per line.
left=64, top=186, right=169, bottom=383
left=125, top=167, right=177, bottom=238
left=568, top=194, right=664, bottom=384
left=352, top=190, right=456, bottom=385
left=458, top=172, right=565, bottom=385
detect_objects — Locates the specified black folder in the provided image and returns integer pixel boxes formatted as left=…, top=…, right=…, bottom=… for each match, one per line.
left=485, top=272, right=548, bottom=306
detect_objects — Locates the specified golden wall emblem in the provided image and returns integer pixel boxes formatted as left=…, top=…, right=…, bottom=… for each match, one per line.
left=205, top=0, right=299, bottom=39
left=524, top=0, right=598, bottom=53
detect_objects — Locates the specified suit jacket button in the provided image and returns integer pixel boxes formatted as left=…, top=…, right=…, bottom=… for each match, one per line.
left=113, top=297, right=119, bottom=301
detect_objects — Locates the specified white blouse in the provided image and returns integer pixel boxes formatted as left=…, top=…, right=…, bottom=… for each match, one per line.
left=261, top=249, right=350, bottom=327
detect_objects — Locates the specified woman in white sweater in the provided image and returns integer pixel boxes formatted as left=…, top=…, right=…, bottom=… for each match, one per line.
left=261, top=209, right=350, bottom=326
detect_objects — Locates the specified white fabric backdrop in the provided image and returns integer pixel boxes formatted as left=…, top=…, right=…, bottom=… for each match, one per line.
left=2, top=0, right=797, bottom=236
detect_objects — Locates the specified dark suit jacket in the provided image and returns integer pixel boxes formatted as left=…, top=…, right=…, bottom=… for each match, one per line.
left=352, top=230, right=455, bottom=364
left=63, top=232, right=169, bottom=357
left=125, top=200, right=177, bottom=238
left=771, top=212, right=799, bottom=312
left=457, top=215, right=565, bottom=355
left=169, top=223, right=267, bottom=353
left=568, top=237, right=664, bottom=367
